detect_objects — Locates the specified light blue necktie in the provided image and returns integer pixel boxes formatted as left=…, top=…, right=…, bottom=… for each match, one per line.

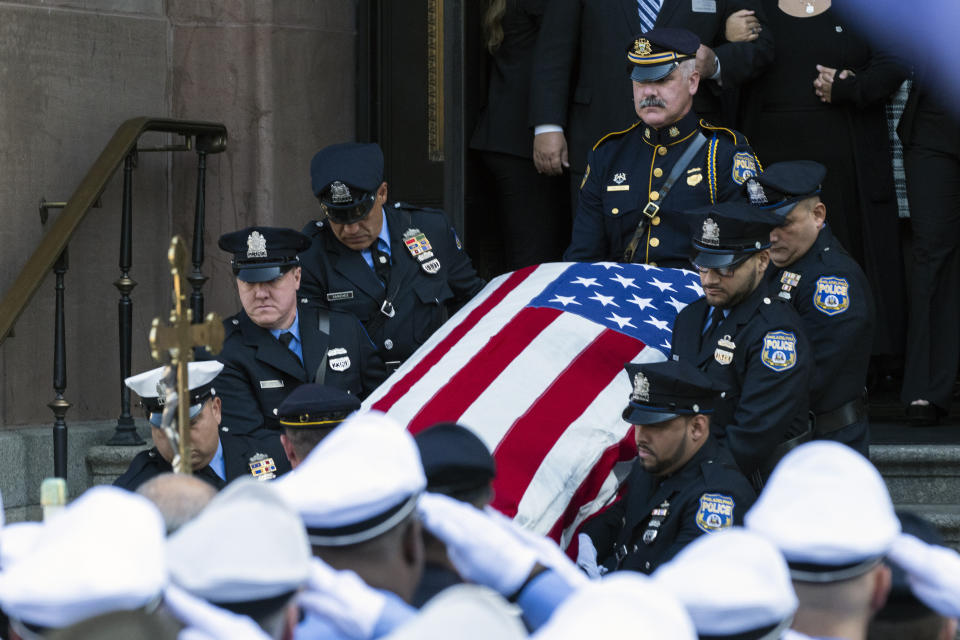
left=637, top=0, right=662, bottom=33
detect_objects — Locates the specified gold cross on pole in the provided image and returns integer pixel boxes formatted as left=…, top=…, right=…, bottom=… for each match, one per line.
left=148, top=236, right=224, bottom=474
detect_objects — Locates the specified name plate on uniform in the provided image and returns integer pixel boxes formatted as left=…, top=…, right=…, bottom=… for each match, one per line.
left=692, top=0, right=716, bottom=12
left=606, top=185, right=630, bottom=192
left=326, top=291, right=354, bottom=301
left=259, top=380, right=284, bottom=389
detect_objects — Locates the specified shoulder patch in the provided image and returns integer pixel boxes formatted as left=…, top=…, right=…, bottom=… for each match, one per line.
left=813, top=276, right=850, bottom=316
left=761, top=330, right=798, bottom=372
left=696, top=493, right=735, bottom=533
left=731, top=151, right=759, bottom=185
left=592, top=121, right=642, bottom=151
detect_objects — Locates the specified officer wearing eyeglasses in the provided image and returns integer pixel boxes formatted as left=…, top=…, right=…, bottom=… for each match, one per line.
left=298, top=143, right=486, bottom=372
left=670, top=201, right=812, bottom=487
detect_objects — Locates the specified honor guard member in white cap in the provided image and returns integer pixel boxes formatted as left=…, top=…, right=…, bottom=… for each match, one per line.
left=671, top=201, right=812, bottom=487
left=751, top=161, right=875, bottom=456
left=564, top=28, right=761, bottom=267
left=576, top=359, right=755, bottom=576
left=165, top=479, right=311, bottom=639
left=215, top=226, right=386, bottom=438
left=114, top=361, right=291, bottom=491
left=276, top=383, right=361, bottom=469
left=0, top=486, right=168, bottom=636
left=298, top=142, right=485, bottom=372
left=745, top=441, right=900, bottom=640
left=654, top=528, right=799, bottom=640
left=870, top=512, right=959, bottom=640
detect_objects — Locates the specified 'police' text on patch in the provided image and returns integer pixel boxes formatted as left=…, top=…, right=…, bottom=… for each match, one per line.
left=813, top=276, right=850, bottom=316
left=695, top=493, right=735, bottom=532
left=761, top=331, right=797, bottom=372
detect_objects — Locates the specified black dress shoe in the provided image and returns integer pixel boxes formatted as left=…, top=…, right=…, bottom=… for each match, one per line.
left=906, top=403, right=945, bottom=426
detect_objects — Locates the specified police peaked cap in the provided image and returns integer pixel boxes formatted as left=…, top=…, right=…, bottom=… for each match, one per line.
left=746, top=161, right=826, bottom=216
left=626, top=28, right=700, bottom=82
left=415, top=422, right=496, bottom=495
left=622, top=359, right=726, bottom=425
left=311, top=142, right=385, bottom=224
left=277, top=383, right=361, bottom=430
left=689, top=202, right=782, bottom=269
left=218, top=226, right=310, bottom=283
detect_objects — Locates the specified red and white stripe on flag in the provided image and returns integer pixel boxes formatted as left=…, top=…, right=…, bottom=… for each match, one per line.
left=363, top=262, right=704, bottom=548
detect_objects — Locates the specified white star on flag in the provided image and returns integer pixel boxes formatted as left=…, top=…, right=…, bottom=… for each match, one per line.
left=645, top=315, right=670, bottom=331
left=626, top=294, right=656, bottom=311
left=549, top=295, right=580, bottom=307
left=647, top=277, right=676, bottom=293
left=606, top=313, right=637, bottom=329
left=661, top=340, right=672, bottom=350
left=609, top=274, right=639, bottom=289
left=589, top=292, right=618, bottom=307
left=665, top=296, right=687, bottom=313
left=571, top=276, right=600, bottom=288
left=686, top=281, right=704, bottom=297
left=640, top=264, right=662, bottom=271
left=592, top=262, right=624, bottom=270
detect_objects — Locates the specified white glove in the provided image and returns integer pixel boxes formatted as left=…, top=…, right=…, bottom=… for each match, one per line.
left=418, top=493, right=538, bottom=596
left=888, top=532, right=960, bottom=617
left=485, top=508, right=589, bottom=588
left=297, top=558, right=389, bottom=639
left=163, top=584, right=272, bottom=640
left=576, top=534, right=604, bottom=579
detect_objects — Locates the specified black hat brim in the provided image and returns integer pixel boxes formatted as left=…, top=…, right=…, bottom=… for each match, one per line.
left=622, top=404, right=680, bottom=426
left=691, top=248, right=754, bottom=270
left=236, top=265, right=287, bottom=283
left=321, top=191, right=377, bottom=225
left=631, top=62, right=679, bottom=83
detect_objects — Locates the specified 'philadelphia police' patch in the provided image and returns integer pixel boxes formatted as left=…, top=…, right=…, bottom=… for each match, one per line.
left=761, top=331, right=797, bottom=372
left=695, top=493, right=735, bottom=533
left=731, top=152, right=758, bottom=185
left=813, top=276, right=850, bottom=316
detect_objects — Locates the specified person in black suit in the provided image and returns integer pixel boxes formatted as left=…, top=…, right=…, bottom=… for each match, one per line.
left=899, top=68, right=960, bottom=425
left=530, top=0, right=774, bottom=206
left=576, top=359, right=755, bottom=576
left=671, top=201, right=811, bottom=485
left=114, top=361, right=291, bottom=492
left=299, top=143, right=486, bottom=371
left=470, top=0, right=571, bottom=270
left=753, top=162, right=875, bottom=456
left=215, top=226, right=386, bottom=438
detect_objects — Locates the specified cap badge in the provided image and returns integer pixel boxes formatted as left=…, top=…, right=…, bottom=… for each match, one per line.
left=613, top=172, right=627, bottom=184
left=329, top=181, right=353, bottom=204
left=668, top=126, right=680, bottom=138
left=155, top=379, right=168, bottom=407
left=702, top=218, right=720, bottom=246
left=631, top=372, right=650, bottom=402
left=246, top=231, right=267, bottom=258
left=327, top=347, right=352, bottom=372
left=746, top=179, right=768, bottom=205
left=248, top=453, right=277, bottom=481
left=633, top=38, right=652, bottom=56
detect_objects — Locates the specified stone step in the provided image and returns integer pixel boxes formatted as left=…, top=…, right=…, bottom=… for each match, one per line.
left=893, top=504, right=960, bottom=550
left=870, top=444, right=960, bottom=505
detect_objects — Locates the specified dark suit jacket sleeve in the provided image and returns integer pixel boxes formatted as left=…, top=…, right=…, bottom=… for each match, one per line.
left=528, top=0, right=581, bottom=127
left=214, top=348, right=267, bottom=435
left=725, top=324, right=811, bottom=475
left=714, top=0, right=775, bottom=87
left=580, top=496, right=627, bottom=564
left=831, top=46, right=907, bottom=109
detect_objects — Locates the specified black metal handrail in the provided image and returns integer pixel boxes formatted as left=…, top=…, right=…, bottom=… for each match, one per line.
left=0, top=117, right=228, bottom=478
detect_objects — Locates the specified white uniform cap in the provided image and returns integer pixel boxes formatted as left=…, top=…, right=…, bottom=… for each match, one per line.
left=0, top=486, right=166, bottom=629
left=745, top=441, right=900, bottom=582
left=167, top=478, right=311, bottom=604
left=887, top=532, right=960, bottom=618
left=0, top=521, right=43, bottom=570
left=382, top=585, right=526, bottom=640
left=275, top=411, right=426, bottom=546
left=653, top=527, right=798, bottom=638
left=532, top=573, right=696, bottom=640
left=125, top=361, right=224, bottom=425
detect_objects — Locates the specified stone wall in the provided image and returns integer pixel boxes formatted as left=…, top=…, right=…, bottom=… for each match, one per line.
left=0, top=1, right=356, bottom=443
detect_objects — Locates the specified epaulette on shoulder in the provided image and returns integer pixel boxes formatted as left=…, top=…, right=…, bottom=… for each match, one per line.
left=392, top=201, right=445, bottom=215
left=302, top=219, right=325, bottom=236
left=592, top=121, right=643, bottom=151
left=699, top=120, right=747, bottom=146
left=223, top=313, right=243, bottom=336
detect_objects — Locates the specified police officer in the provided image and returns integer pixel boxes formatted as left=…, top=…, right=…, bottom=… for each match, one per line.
left=577, top=359, right=755, bottom=576
left=215, top=226, right=386, bottom=437
left=276, top=383, right=360, bottom=469
left=299, top=143, right=486, bottom=370
left=751, top=161, right=875, bottom=456
left=563, top=28, right=761, bottom=267
left=114, top=361, right=291, bottom=491
left=671, top=201, right=812, bottom=484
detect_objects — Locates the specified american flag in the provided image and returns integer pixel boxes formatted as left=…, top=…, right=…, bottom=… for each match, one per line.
left=363, top=262, right=705, bottom=547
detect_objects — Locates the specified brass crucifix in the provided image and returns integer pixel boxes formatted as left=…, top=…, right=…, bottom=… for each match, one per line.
left=148, top=236, right=224, bottom=474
